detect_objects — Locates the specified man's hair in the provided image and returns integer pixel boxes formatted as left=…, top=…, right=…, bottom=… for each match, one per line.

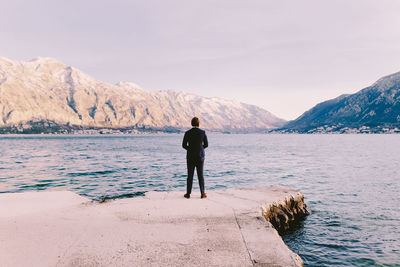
left=191, top=117, right=200, bottom=127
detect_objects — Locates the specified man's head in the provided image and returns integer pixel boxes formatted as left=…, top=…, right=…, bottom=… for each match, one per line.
left=191, top=117, right=200, bottom=127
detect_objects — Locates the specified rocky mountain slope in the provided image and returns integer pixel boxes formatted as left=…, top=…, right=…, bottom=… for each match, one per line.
left=282, top=71, right=400, bottom=133
left=0, top=57, right=285, bottom=133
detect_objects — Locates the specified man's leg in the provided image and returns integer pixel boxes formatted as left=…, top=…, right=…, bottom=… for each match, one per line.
left=186, top=158, right=195, bottom=195
left=196, top=158, right=205, bottom=195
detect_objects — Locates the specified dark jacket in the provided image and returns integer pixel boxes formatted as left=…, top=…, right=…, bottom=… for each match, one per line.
left=182, top=127, right=208, bottom=160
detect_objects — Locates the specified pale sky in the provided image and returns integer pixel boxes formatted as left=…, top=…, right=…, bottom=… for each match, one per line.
left=1, top=0, right=400, bottom=120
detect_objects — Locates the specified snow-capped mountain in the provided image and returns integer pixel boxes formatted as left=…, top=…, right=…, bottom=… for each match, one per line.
left=281, top=71, right=400, bottom=133
left=0, top=57, right=285, bottom=133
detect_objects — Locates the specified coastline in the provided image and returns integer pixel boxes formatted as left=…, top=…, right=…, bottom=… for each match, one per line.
left=0, top=186, right=308, bottom=266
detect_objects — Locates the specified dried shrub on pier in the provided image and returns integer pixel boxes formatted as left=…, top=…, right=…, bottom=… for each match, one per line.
left=261, top=193, right=309, bottom=234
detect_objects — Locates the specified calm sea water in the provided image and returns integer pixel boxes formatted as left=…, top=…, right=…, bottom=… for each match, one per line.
left=0, top=134, right=399, bottom=266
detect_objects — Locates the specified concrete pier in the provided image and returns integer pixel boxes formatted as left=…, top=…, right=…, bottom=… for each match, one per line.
left=0, top=186, right=307, bottom=266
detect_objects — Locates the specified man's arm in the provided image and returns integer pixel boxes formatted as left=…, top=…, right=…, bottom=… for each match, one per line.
left=182, top=132, right=189, bottom=150
left=203, top=133, right=208, bottom=148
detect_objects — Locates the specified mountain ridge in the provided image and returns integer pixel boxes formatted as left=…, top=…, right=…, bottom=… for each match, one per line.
left=0, top=57, right=285, bottom=133
left=280, top=71, right=400, bottom=133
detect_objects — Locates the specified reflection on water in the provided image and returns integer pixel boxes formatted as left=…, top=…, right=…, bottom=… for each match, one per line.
left=0, top=134, right=399, bottom=266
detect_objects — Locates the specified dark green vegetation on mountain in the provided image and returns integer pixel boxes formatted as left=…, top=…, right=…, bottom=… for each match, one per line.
left=280, top=71, right=400, bottom=133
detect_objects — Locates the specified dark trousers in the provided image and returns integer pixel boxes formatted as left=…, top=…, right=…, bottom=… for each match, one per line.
left=186, top=157, right=205, bottom=195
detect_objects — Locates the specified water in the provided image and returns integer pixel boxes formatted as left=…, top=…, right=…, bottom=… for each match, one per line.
left=0, top=134, right=399, bottom=266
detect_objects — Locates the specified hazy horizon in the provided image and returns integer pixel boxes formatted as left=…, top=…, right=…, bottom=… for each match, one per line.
left=1, top=0, right=400, bottom=120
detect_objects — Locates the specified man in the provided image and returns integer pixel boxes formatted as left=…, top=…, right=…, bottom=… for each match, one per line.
left=182, top=117, right=208, bottom=199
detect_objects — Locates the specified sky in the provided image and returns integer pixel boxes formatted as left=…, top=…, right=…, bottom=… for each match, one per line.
left=1, top=0, right=400, bottom=120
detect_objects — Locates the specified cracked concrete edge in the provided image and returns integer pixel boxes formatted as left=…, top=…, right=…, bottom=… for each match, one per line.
left=180, top=187, right=305, bottom=267
left=234, top=212, right=303, bottom=267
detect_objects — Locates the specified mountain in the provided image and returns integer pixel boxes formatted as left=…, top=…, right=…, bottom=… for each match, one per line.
left=282, top=71, right=400, bottom=133
left=0, top=57, right=285, bottom=133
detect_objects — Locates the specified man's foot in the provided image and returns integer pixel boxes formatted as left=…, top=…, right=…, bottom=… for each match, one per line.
left=201, top=193, right=207, bottom=199
left=184, top=193, right=190, bottom=199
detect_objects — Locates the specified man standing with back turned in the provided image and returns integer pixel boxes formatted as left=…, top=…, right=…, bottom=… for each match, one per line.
left=182, top=117, right=208, bottom=199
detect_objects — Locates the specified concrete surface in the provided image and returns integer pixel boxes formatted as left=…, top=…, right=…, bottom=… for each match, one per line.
left=0, top=186, right=304, bottom=266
